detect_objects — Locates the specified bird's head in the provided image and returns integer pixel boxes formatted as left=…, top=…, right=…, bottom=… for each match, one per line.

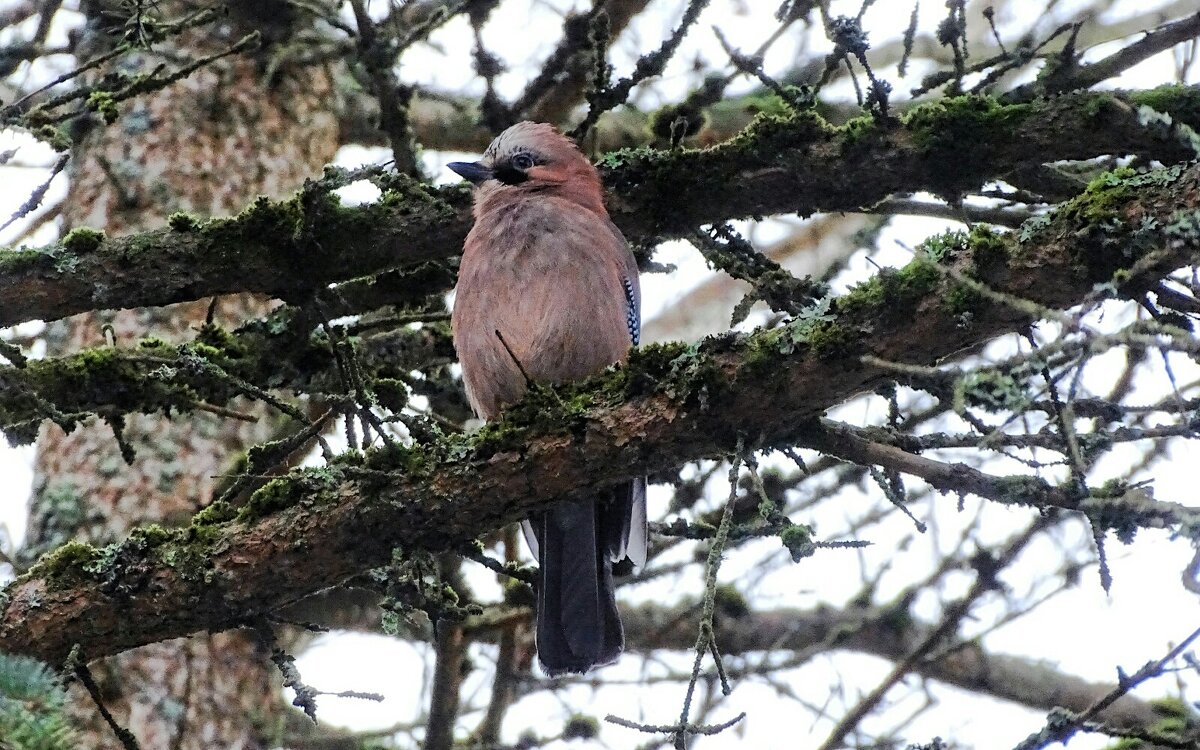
left=447, top=122, right=606, bottom=216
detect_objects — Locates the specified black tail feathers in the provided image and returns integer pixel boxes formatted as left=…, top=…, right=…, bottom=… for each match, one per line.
left=529, top=479, right=647, bottom=676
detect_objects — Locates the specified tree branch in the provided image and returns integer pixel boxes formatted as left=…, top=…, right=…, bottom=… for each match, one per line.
left=1009, top=12, right=1200, bottom=100
left=620, top=603, right=1179, bottom=733
left=800, top=419, right=1199, bottom=529
left=1, top=158, right=1198, bottom=665
left=278, top=591, right=1183, bottom=734
left=0, top=317, right=453, bottom=439
left=2, top=87, right=1198, bottom=330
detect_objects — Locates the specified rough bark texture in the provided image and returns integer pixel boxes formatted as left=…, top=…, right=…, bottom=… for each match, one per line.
left=24, top=3, right=339, bottom=747
left=4, top=157, right=1198, bottom=666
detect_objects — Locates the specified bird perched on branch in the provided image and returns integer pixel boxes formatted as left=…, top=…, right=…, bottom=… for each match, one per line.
left=449, top=122, right=647, bottom=675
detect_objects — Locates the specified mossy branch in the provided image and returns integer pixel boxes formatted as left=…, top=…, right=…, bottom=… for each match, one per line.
left=1, top=159, right=1199, bottom=666
left=0, top=175, right=471, bottom=330
left=2, top=86, right=1199, bottom=330
left=0, top=316, right=453, bottom=441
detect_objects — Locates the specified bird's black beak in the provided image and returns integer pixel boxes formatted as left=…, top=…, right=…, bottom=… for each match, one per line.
left=447, top=161, right=493, bottom=185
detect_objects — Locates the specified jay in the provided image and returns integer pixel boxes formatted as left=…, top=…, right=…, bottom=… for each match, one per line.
left=448, top=122, right=647, bottom=675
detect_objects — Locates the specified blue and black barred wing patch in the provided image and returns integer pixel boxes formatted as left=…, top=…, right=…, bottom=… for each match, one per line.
left=623, top=276, right=640, bottom=346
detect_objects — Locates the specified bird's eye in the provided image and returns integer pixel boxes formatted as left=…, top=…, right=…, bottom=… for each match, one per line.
left=511, top=153, right=535, bottom=170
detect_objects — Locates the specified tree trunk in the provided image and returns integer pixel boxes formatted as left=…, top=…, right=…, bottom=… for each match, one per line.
left=24, top=4, right=339, bottom=747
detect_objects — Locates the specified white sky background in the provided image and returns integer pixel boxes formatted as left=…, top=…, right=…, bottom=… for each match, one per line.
left=2, top=0, right=1200, bottom=748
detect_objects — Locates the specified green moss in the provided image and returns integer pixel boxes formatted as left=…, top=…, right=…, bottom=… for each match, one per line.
left=1148, top=696, right=1193, bottom=721
left=1050, top=165, right=1187, bottom=279
left=156, top=542, right=210, bottom=580
left=624, top=341, right=689, bottom=379
left=944, top=284, right=984, bottom=315
left=879, top=599, right=915, bottom=634
left=185, top=523, right=226, bottom=550
left=838, top=260, right=941, bottom=318
left=373, top=378, right=410, bottom=412
left=1063, top=166, right=1138, bottom=227
left=366, top=170, right=447, bottom=215
left=562, top=715, right=600, bottom=741
left=779, top=523, right=814, bottom=561
left=192, top=500, right=237, bottom=527
left=241, top=439, right=293, bottom=476
left=433, top=341, right=711, bottom=468
left=1131, top=83, right=1200, bottom=128
left=61, top=227, right=105, bottom=254
left=26, top=540, right=102, bottom=581
left=601, top=109, right=831, bottom=216
left=241, top=195, right=301, bottom=233
left=932, top=225, right=1000, bottom=264
left=239, top=465, right=344, bottom=521
left=194, top=323, right=246, bottom=359
left=1105, top=696, right=1197, bottom=750
left=363, top=440, right=436, bottom=477
left=839, top=113, right=883, bottom=147
left=187, top=343, right=225, bottom=362
left=755, top=296, right=859, bottom=360
left=804, top=320, right=856, bottom=357
left=243, top=478, right=300, bottom=519
left=724, top=110, right=830, bottom=157
left=1082, top=93, right=1117, bottom=120
left=503, top=578, right=536, bottom=607
left=85, top=90, right=119, bottom=123
left=167, top=212, right=200, bottom=232
left=54, top=344, right=188, bottom=410
left=889, top=259, right=942, bottom=299
left=128, top=524, right=172, bottom=548
left=595, top=145, right=660, bottom=171
left=455, top=419, right=526, bottom=461
left=466, top=348, right=699, bottom=457
left=914, top=226, right=1009, bottom=314
left=467, top=388, right=588, bottom=457
left=743, top=332, right=781, bottom=372
left=35, top=124, right=72, bottom=151
left=0, top=248, right=51, bottom=276
left=919, top=229, right=968, bottom=263
left=966, top=225, right=1009, bottom=267
left=903, top=95, right=1035, bottom=152
left=203, top=195, right=303, bottom=257
left=0, top=341, right=221, bottom=435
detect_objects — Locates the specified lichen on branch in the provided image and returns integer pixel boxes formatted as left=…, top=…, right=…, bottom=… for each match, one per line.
left=2, top=158, right=1198, bottom=666
left=2, top=86, right=1199, bottom=331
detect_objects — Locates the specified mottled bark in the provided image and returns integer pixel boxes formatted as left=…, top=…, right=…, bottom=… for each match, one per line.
left=25, top=3, right=339, bottom=747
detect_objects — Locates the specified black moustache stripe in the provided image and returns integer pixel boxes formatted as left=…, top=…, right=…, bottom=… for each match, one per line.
left=494, top=165, right=529, bottom=185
